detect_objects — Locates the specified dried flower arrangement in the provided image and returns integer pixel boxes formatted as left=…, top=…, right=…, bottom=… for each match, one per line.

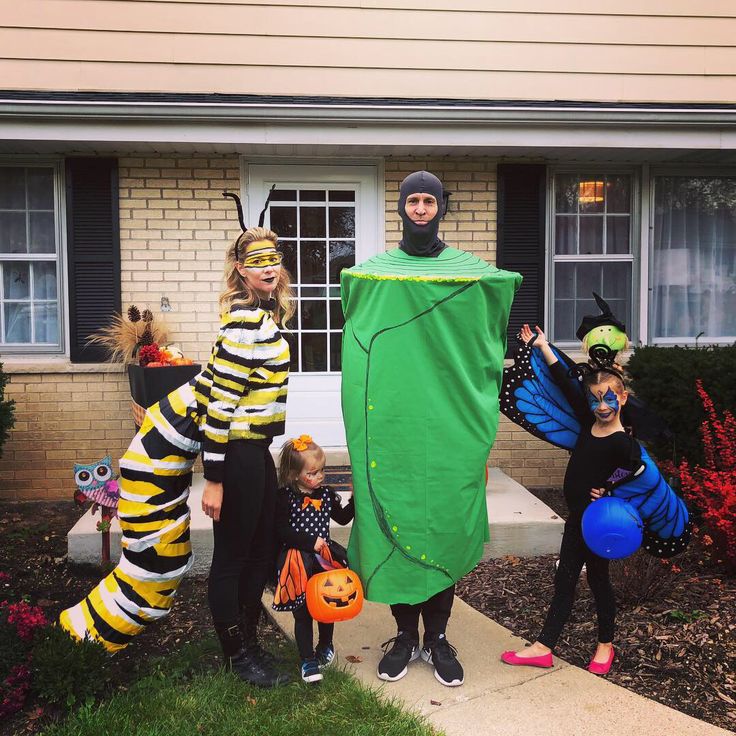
left=86, top=305, right=192, bottom=366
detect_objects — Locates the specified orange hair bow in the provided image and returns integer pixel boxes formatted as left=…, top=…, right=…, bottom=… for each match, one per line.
left=292, top=434, right=313, bottom=452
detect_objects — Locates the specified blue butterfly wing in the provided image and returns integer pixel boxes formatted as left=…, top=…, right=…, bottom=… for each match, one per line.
left=610, top=446, right=691, bottom=558
left=501, top=342, right=582, bottom=451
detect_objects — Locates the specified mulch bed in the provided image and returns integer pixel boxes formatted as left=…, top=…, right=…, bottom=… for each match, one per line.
left=456, top=488, right=736, bottom=733
left=1, top=489, right=735, bottom=733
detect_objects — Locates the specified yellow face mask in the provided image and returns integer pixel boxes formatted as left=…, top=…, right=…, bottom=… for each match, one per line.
left=242, top=252, right=283, bottom=269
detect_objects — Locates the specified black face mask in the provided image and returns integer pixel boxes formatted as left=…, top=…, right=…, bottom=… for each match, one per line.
left=398, top=171, right=447, bottom=258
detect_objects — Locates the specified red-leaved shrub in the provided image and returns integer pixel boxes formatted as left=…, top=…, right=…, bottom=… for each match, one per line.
left=677, top=380, right=736, bottom=572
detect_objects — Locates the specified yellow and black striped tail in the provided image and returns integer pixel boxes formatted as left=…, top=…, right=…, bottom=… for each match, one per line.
left=60, top=384, right=202, bottom=652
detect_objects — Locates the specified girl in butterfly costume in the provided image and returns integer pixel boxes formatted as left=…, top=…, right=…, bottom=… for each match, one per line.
left=500, top=307, right=690, bottom=674
left=273, top=435, right=354, bottom=684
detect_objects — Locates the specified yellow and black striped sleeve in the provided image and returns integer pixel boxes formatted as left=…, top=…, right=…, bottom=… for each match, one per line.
left=202, top=310, right=266, bottom=482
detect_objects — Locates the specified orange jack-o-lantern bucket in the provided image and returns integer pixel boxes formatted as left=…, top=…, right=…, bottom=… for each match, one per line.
left=306, top=567, right=364, bottom=623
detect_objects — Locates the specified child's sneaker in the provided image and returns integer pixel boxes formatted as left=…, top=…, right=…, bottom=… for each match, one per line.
left=315, top=643, right=335, bottom=668
left=300, top=657, right=323, bottom=684
left=421, top=634, right=464, bottom=687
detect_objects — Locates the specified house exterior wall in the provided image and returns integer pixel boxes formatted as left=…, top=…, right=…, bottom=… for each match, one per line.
left=2, top=1, right=735, bottom=103
left=0, top=153, right=569, bottom=500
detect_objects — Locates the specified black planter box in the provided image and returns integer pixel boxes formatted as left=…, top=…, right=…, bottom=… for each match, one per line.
left=128, top=364, right=202, bottom=408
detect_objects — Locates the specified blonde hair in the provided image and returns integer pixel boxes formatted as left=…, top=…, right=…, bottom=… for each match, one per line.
left=219, top=227, right=294, bottom=325
left=278, top=439, right=325, bottom=486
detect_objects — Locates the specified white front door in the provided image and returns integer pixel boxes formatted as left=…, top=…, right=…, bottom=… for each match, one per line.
left=245, top=163, right=382, bottom=448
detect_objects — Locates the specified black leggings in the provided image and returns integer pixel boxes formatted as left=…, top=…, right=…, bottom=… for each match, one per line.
left=208, top=439, right=277, bottom=625
left=390, top=584, right=455, bottom=644
left=293, top=605, right=334, bottom=660
left=538, top=516, right=616, bottom=650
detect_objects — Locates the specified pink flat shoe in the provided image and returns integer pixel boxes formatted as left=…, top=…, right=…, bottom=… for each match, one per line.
left=587, top=646, right=615, bottom=675
left=501, top=650, right=553, bottom=668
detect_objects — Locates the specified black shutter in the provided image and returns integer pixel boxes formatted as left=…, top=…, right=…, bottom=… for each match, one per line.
left=497, top=164, right=546, bottom=356
left=66, top=158, right=120, bottom=362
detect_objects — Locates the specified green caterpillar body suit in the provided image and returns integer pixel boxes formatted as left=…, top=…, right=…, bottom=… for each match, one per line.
left=341, top=247, right=521, bottom=604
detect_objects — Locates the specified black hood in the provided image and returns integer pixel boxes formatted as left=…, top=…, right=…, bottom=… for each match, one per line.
left=398, top=171, right=448, bottom=257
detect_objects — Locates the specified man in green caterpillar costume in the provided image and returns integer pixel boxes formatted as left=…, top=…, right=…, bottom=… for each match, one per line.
left=341, top=171, right=521, bottom=686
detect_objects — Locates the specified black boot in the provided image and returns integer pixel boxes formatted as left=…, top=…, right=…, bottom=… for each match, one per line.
left=239, top=603, right=281, bottom=670
left=214, top=622, right=286, bottom=688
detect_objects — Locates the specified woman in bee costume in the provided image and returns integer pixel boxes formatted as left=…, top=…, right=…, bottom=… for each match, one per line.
left=61, top=191, right=293, bottom=688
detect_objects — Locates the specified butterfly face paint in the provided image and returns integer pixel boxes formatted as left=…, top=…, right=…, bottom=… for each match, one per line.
left=587, top=386, right=621, bottom=420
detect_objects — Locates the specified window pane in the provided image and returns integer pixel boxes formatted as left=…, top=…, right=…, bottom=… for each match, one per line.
left=29, top=211, right=56, bottom=254
left=301, top=286, right=326, bottom=297
left=300, top=207, right=326, bottom=238
left=3, top=262, right=30, bottom=299
left=579, top=216, right=604, bottom=254
left=330, top=332, right=342, bottom=371
left=652, top=176, right=736, bottom=338
left=285, top=332, right=299, bottom=371
left=301, top=299, right=327, bottom=330
left=301, top=333, right=327, bottom=371
left=554, top=261, right=632, bottom=341
left=555, top=216, right=577, bottom=255
left=555, top=174, right=578, bottom=214
left=5, top=303, right=31, bottom=342
left=270, top=189, right=296, bottom=201
left=270, top=206, right=297, bottom=238
left=300, top=190, right=326, bottom=202
left=607, top=216, right=630, bottom=254
left=328, top=207, right=355, bottom=239
left=279, top=239, right=297, bottom=280
left=33, top=262, right=57, bottom=300
left=300, top=241, right=326, bottom=284
left=330, top=299, right=344, bottom=329
left=329, top=240, right=355, bottom=282
left=329, top=190, right=355, bottom=202
left=579, top=179, right=605, bottom=214
left=34, top=302, right=58, bottom=344
left=0, top=168, right=25, bottom=209
left=27, top=169, right=54, bottom=210
left=0, top=212, right=27, bottom=253
left=606, top=176, right=631, bottom=213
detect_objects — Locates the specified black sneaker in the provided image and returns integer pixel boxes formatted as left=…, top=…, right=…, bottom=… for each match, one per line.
left=377, top=631, right=419, bottom=682
left=421, top=634, right=464, bottom=687
left=301, top=657, right=323, bottom=684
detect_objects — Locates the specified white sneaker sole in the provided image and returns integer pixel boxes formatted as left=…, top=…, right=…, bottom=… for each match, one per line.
left=421, top=648, right=464, bottom=687
left=377, top=648, right=420, bottom=682
left=302, top=672, right=323, bottom=683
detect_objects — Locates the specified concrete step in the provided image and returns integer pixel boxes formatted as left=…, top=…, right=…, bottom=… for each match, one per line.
left=67, top=467, right=564, bottom=572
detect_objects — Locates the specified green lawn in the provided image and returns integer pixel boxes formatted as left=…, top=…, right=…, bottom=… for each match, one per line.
left=42, top=638, right=439, bottom=736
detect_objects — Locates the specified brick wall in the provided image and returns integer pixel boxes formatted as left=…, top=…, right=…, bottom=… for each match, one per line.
left=0, top=154, right=566, bottom=500
left=0, top=155, right=239, bottom=501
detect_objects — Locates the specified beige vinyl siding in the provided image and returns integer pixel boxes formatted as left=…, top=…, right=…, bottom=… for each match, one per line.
left=1, top=1, right=736, bottom=102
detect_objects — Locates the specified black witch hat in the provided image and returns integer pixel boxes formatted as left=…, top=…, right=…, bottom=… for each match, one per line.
left=575, top=292, right=627, bottom=341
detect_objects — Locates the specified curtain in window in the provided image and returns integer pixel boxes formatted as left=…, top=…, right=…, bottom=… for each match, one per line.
left=652, top=177, right=736, bottom=340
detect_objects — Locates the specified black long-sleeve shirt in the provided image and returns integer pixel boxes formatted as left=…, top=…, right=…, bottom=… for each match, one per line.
left=549, top=361, right=641, bottom=516
left=275, top=485, right=355, bottom=552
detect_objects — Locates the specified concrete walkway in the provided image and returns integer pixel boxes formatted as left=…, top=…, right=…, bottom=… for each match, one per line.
left=266, top=596, right=731, bottom=736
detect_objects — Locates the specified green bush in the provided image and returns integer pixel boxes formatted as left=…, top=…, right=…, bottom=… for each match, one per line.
left=31, top=625, right=110, bottom=708
left=0, top=362, right=15, bottom=458
left=626, top=344, right=736, bottom=465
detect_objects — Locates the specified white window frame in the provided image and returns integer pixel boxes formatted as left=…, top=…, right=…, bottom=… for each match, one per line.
left=0, top=158, right=67, bottom=356
left=647, top=166, right=736, bottom=346
left=547, top=165, right=641, bottom=349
